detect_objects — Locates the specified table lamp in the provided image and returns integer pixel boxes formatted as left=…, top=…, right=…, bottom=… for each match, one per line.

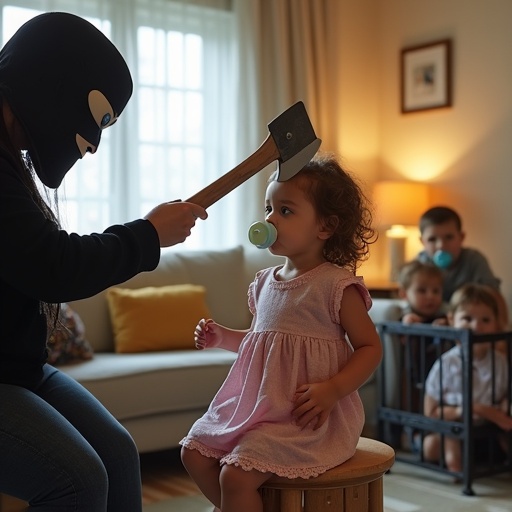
left=373, top=181, right=430, bottom=282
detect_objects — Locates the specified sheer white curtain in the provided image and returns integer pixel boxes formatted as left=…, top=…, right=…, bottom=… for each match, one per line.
left=1, top=0, right=242, bottom=250
left=1, top=0, right=338, bottom=251
left=233, top=0, right=339, bottom=229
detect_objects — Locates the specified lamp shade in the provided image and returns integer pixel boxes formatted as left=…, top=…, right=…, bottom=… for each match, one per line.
left=373, top=181, right=430, bottom=227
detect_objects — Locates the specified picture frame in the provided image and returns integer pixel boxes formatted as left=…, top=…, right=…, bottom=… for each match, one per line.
left=401, top=39, right=452, bottom=113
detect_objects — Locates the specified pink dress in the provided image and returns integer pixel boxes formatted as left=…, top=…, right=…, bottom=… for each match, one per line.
left=180, top=262, right=372, bottom=479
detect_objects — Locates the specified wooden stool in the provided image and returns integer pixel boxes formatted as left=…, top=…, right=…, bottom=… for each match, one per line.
left=260, top=437, right=394, bottom=512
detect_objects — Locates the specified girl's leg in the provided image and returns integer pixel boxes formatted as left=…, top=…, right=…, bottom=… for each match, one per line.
left=35, top=365, right=142, bottom=511
left=181, top=446, right=222, bottom=507
left=219, top=465, right=271, bottom=512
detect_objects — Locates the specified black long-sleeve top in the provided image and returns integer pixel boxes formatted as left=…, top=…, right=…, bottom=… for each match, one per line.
left=0, top=151, right=160, bottom=389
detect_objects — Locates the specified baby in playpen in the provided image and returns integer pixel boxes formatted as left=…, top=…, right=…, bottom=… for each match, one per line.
left=398, top=260, right=447, bottom=327
left=422, top=283, right=512, bottom=474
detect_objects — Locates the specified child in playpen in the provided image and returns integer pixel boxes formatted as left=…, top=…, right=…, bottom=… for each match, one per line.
left=180, top=154, right=382, bottom=512
left=398, top=259, right=449, bottom=380
left=398, top=260, right=447, bottom=326
left=422, top=283, right=512, bottom=474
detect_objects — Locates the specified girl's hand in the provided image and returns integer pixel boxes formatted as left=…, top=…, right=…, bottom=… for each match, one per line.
left=195, top=322, right=248, bottom=352
left=292, top=381, right=339, bottom=430
left=194, top=318, right=221, bottom=350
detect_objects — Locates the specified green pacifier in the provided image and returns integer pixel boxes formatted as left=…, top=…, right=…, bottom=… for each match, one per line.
left=433, top=250, right=453, bottom=269
left=248, top=221, right=277, bottom=249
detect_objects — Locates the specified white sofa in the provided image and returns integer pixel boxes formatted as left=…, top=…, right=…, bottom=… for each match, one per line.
left=63, top=245, right=403, bottom=453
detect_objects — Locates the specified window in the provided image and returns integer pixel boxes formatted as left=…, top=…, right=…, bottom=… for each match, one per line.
left=1, top=0, right=239, bottom=250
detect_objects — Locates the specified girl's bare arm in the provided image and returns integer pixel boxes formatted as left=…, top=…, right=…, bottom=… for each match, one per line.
left=292, top=285, right=382, bottom=429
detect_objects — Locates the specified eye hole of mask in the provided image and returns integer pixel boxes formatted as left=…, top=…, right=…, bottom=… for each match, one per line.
left=101, top=113, right=111, bottom=127
left=88, top=90, right=116, bottom=129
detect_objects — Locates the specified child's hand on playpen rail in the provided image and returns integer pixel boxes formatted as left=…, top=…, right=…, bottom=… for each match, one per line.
left=473, top=402, right=512, bottom=431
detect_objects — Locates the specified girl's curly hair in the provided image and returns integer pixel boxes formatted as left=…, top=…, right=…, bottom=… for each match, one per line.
left=270, top=152, right=377, bottom=273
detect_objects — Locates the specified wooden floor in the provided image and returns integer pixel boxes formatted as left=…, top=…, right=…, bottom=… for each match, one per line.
left=0, top=495, right=25, bottom=512
left=0, top=448, right=196, bottom=511
left=140, top=447, right=201, bottom=506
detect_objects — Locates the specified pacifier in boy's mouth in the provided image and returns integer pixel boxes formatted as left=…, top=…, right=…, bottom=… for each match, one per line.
left=248, top=221, right=277, bottom=249
left=433, top=250, right=453, bottom=269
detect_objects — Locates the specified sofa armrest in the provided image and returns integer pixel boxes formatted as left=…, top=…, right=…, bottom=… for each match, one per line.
left=369, top=298, right=405, bottom=410
left=369, top=298, right=405, bottom=325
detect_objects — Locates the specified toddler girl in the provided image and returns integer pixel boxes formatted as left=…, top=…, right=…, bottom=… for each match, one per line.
left=180, top=153, right=382, bottom=512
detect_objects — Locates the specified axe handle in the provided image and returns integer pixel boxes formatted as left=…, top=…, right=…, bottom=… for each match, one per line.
left=186, top=134, right=279, bottom=209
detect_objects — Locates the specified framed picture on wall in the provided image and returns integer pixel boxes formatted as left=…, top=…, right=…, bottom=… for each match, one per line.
left=401, top=39, right=452, bottom=113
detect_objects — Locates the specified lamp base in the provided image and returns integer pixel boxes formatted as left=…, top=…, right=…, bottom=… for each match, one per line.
left=388, top=236, right=406, bottom=283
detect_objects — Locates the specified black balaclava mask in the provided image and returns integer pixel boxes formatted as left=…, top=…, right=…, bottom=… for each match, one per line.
left=0, top=12, right=133, bottom=188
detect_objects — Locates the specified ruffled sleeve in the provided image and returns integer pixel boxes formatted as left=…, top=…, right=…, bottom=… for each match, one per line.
left=247, top=269, right=265, bottom=315
left=330, top=276, right=372, bottom=324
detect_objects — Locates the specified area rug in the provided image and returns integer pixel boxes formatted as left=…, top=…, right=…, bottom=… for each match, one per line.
left=382, top=461, right=512, bottom=512
left=143, top=461, right=512, bottom=512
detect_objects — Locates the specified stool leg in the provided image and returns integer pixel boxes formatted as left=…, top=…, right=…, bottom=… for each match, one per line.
left=344, top=483, right=369, bottom=512
left=304, top=488, right=343, bottom=511
left=280, top=489, right=302, bottom=512
left=368, top=477, right=384, bottom=512
left=260, top=488, right=281, bottom=512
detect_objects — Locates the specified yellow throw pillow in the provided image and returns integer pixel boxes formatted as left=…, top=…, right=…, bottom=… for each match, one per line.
left=106, top=284, right=210, bottom=353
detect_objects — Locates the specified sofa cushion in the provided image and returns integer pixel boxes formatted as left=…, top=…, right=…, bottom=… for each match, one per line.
left=59, top=350, right=237, bottom=420
left=172, top=246, right=249, bottom=329
left=106, top=284, right=211, bottom=353
left=69, top=246, right=247, bottom=352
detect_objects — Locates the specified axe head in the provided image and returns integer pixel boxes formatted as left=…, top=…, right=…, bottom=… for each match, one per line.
left=268, top=101, right=322, bottom=181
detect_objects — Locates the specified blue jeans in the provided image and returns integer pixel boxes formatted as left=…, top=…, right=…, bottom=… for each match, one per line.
left=0, top=365, right=142, bottom=511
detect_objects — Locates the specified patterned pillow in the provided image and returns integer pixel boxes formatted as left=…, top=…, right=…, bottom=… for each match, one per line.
left=47, top=303, right=94, bottom=365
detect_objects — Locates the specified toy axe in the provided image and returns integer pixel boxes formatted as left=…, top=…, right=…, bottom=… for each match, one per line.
left=186, top=101, right=321, bottom=208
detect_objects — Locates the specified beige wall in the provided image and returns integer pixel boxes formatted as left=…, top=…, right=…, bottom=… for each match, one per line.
left=331, top=0, right=512, bottom=311
left=325, top=0, right=385, bottom=279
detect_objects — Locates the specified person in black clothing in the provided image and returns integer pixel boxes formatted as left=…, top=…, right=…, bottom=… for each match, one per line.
left=0, top=12, right=206, bottom=511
